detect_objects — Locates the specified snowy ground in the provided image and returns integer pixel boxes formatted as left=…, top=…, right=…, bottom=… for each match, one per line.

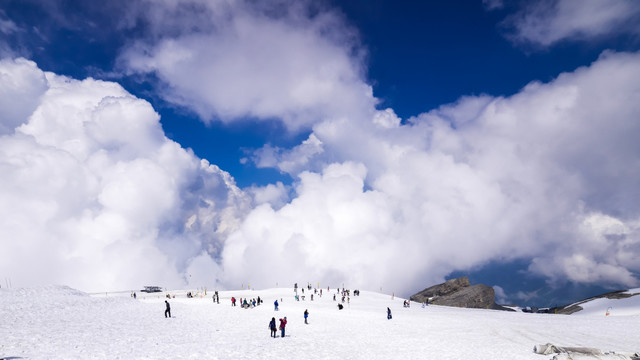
left=1, top=286, right=639, bottom=359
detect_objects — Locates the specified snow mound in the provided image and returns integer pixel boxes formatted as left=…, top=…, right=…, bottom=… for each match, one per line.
left=0, top=285, right=88, bottom=299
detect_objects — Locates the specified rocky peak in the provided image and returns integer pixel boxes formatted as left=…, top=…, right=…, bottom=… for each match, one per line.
left=410, top=276, right=512, bottom=311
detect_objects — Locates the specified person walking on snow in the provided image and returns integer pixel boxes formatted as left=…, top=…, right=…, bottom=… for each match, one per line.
left=269, top=317, right=277, bottom=338
left=279, top=317, right=287, bottom=338
left=274, top=299, right=279, bottom=311
left=304, top=309, right=309, bottom=324
left=387, top=307, right=392, bottom=320
left=165, top=300, right=171, bottom=318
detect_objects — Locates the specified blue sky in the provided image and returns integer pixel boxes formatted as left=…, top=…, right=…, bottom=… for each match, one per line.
left=2, top=0, right=640, bottom=306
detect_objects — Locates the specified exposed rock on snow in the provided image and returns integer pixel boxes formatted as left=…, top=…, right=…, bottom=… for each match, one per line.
left=534, top=343, right=640, bottom=359
left=412, top=277, right=471, bottom=299
left=410, top=276, right=510, bottom=311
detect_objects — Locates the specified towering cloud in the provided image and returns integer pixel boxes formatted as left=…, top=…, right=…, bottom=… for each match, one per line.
left=229, top=51, right=640, bottom=294
left=0, top=58, right=250, bottom=292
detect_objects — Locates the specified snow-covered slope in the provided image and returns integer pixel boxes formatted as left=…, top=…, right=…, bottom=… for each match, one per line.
left=1, top=286, right=639, bottom=359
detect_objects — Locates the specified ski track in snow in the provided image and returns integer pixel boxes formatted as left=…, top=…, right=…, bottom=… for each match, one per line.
left=1, top=286, right=639, bottom=359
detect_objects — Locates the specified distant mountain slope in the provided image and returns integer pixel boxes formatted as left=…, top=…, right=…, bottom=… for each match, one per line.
left=552, top=288, right=640, bottom=316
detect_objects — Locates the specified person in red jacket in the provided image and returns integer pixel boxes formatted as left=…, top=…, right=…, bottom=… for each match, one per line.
left=279, top=317, right=287, bottom=338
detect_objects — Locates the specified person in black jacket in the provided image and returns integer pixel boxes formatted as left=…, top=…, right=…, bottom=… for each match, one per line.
left=269, top=317, right=277, bottom=338
left=165, top=300, right=171, bottom=318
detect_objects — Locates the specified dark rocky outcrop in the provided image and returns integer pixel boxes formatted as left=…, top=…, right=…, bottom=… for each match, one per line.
left=410, top=277, right=470, bottom=302
left=410, top=276, right=513, bottom=311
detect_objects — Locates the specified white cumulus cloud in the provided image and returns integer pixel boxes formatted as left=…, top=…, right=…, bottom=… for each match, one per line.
left=0, top=58, right=250, bottom=292
left=502, top=0, right=640, bottom=47
left=221, top=51, right=640, bottom=294
left=118, top=0, right=376, bottom=131
left=0, top=58, right=48, bottom=135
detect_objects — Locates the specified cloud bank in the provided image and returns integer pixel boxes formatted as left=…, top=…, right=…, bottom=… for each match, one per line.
left=1, top=1, right=640, bottom=300
left=2, top=52, right=640, bottom=295
left=235, top=51, right=640, bottom=294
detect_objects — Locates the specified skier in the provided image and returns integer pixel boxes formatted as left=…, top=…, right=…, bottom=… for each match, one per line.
left=304, top=309, right=309, bottom=324
left=279, top=317, right=287, bottom=338
left=387, top=307, right=392, bottom=320
left=165, top=300, right=171, bottom=318
left=274, top=299, right=279, bottom=311
left=269, top=317, right=277, bottom=338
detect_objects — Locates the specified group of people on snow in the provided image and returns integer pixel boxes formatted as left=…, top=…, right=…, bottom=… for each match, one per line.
left=233, top=297, right=262, bottom=308
left=268, top=317, right=287, bottom=338
left=162, top=285, right=402, bottom=336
